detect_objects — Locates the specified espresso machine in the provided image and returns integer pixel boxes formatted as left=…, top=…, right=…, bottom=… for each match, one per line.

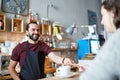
left=0, top=54, right=11, bottom=75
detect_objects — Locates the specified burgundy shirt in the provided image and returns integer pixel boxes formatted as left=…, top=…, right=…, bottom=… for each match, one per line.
left=11, top=41, right=51, bottom=69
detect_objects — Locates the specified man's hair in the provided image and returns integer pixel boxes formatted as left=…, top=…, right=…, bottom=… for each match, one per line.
left=26, top=22, right=38, bottom=31
left=102, top=0, right=120, bottom=29
left=0, top=20, right=3, bottom=22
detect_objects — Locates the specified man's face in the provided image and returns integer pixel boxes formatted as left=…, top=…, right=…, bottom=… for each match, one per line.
left=26, top=23, right=40, bottom=41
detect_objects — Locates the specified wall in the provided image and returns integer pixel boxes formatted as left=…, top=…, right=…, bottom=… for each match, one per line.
left=0, top=32, right=25, bottom=42
left=0, top=0, right=102, bottom=42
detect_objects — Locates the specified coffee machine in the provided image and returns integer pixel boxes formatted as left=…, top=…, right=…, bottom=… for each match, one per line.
left=0, top=54, right=11, bottom=75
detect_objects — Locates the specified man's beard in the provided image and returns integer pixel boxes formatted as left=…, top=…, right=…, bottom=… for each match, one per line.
left=28, top=34, right=40, bottom=41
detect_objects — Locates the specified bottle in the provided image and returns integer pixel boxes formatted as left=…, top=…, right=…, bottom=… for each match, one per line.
left=49, top=37, right=53, bottom=48
left=44, top=35, right=50, bottom=46
left=28, top=9, right=33, bottom=20
left=16, top=10, right=21, bottom=18
left=14, top=23, right=17, bottom=31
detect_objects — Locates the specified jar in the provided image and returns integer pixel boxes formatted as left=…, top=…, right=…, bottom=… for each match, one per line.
left=71, top=42, right=77, bottom=49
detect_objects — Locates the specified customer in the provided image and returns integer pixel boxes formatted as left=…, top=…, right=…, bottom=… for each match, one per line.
left=8, top=22, right=76, bottom=80
left=79, top=0, right=120, bottom=80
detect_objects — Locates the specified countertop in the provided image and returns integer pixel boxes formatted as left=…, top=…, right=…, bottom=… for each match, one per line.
left=0, top=75, right=13, bottom=80
left=39, top=59, right=94, bottom=80
left=39, top=72, right=80, bottom=80
left=0, top=72, right=80, bottom=80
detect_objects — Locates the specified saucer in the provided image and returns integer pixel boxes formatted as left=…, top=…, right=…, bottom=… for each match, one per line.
left=54, top=72, right=76, bottom=78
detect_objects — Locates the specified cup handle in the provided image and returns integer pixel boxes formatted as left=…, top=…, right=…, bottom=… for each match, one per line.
left=56, top=68, right=60, bottom=74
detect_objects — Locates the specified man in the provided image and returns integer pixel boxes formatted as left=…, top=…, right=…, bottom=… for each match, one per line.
left=8, top=22, right=76, bottom=80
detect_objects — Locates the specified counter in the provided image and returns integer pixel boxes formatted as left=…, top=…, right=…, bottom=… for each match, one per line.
left=0, top=72, right=80, bottom=80
left=39, top=59, right=93, bottom=80
left=0, top=75, right=13, bottom=80
left=39, top=72, right=80, bottom=80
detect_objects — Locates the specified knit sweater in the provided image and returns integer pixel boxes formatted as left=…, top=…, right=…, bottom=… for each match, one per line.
left=79, top=28, right=120, bottom=80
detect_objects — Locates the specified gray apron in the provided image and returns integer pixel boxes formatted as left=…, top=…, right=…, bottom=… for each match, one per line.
left=20, top=42, right=45, bottom=80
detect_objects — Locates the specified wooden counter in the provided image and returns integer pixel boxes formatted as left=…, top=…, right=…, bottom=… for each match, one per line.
left=0, top=75, right=13, bottom=80
left=39, top=72, right=80, bottom=80
left=0, top=72, right=80, bottom=80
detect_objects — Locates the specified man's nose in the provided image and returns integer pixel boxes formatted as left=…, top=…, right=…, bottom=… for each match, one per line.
left=34, top=30, right=39, bottom=34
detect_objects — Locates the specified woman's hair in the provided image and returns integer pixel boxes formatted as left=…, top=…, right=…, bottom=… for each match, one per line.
left=26, top=22, right=38, bottom=30
left=102, top=0, right=120, bottom=29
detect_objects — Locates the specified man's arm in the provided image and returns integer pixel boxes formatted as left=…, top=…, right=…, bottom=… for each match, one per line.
left=48, top=52, right=74, bottom=65
left=48, top=52, right=63, bottom=64
left=8, top=60, right=21, bottom=80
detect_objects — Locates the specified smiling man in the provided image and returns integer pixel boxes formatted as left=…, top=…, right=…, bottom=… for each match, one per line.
left=8, top=22, right=76, bottom=80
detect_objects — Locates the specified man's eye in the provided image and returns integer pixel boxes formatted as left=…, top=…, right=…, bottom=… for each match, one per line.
left=32, top=29, right=35, bottom=31
left=32, top=29, right=39, bottom=32
left=37, top=29, right=40, bottom=32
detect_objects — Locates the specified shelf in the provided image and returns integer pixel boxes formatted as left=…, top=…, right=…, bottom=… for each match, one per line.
left=11, top=18, right=24, bottom=33
left=51, top=48, right=77, bottom=52
left=42, top=24, right=52, bottom=36
left=0, top=13, right=6, bottom=31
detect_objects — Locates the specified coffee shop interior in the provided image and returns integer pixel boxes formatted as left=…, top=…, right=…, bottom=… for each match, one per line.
left=0, top=0, right=105, bottom=79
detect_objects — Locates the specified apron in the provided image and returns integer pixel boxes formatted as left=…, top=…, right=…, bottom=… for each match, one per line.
left=20, top=42, right=45, bottom=80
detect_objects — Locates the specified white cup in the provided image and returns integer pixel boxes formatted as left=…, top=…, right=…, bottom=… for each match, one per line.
left=56, top=66, right=71, bottom=76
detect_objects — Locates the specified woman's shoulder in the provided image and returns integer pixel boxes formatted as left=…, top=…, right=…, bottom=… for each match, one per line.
left=114, top=28, right=120, bottom=37
left=99, top=28, right=120, bottom=54
left=108, top=28, right=120, bottom=42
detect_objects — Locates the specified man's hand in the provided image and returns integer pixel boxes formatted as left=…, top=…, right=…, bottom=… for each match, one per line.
left=63, top=58, right=86, bottom=72
left=63, top=58, right=74, bottom=66
left=72, top=63, right=88, bottom=72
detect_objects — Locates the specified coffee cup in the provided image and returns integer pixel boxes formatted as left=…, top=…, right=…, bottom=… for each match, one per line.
left=56, top=66, right=71, bottom=76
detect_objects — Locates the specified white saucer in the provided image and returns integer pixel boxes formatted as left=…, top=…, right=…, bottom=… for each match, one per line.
left=54, top=72, right=76, bottom=78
